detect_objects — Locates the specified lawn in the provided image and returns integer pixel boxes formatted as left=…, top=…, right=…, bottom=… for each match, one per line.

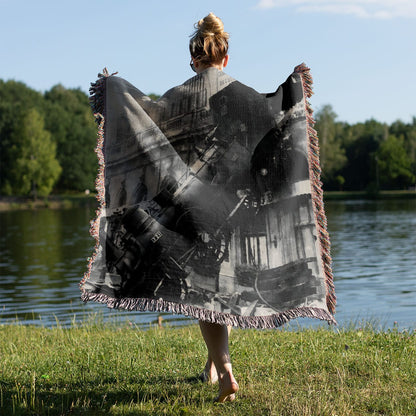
left=0, top=320, right=415, bottom=415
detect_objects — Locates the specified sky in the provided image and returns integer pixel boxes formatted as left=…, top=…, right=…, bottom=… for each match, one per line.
left=1, top=0, right=415, bottom=125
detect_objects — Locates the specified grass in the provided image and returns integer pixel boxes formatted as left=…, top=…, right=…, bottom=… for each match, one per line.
left=0, top=320, right=415, bottom=416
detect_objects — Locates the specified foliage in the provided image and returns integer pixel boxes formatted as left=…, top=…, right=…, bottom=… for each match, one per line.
left=314, top=105, right=416, bottom=191
left=0, top=80, right=96, bottom=196
left=147, top=93, right=161, bottom=101
left=0, top=322, right=414, bottom=415
left=8, top=108, right=61, bottom=197
left=0, top=80, right=45, bottom=195
left=376, top=135, right=415, bottom=189
left=44, top=85, right=98, bottom=191
left=314, top=105, right=347, bottom=183
left=0, top=77, right=415, bottom=196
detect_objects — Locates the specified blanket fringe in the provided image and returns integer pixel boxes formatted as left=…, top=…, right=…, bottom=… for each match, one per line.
left=88, top=68, right=118, bottom=117
left=81, top=291, right=337, bottom=329
left=80, top=69, right=116, bottom=289
left=294, top=63, right=336, bottom=315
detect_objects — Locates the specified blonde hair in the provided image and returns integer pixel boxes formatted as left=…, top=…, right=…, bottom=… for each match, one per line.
left=189, top=12, right=229, bottom=66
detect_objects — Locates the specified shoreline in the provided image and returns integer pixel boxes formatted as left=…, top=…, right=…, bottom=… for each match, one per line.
left=0, top=190, right=415, bottom=211
left=323, top=190, right=416, bottom=200
left=0, top=194, right=98, bottom=211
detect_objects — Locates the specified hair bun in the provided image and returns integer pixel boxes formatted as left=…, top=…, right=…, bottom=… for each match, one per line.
left=197, top=12, right=226, bottom=37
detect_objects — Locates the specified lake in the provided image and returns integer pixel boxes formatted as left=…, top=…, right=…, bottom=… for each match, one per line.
left=0, top=198, right=415, bottom=330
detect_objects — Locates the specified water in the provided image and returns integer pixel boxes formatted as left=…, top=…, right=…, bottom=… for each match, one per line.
left=0, top=205, right=192, bottom=329
left=324, top=198, right=416, bottom=330
left=0, top=199, right=415, bottom=330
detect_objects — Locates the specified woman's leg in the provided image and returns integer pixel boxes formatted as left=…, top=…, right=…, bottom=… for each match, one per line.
left=201, top=353, right=218, bottom=383
left=199, top=321, right=239, bottom=402
left=201, top=325, right=232, bottom=384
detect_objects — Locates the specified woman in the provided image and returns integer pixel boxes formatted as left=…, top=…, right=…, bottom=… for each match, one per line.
left=82, top=11, right=335, bottom=406
left=188, top=13, right=239, bottom=403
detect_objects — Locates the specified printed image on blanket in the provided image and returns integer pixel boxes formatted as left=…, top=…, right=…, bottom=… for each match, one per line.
left=80, top=64, right=336, bottom=328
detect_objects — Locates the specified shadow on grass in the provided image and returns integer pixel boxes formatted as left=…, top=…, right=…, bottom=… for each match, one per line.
left=1, top=374, right=209, bottom=415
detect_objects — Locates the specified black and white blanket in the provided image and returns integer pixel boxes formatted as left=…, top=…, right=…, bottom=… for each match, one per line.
left=80, top=64, right=336, bottom=328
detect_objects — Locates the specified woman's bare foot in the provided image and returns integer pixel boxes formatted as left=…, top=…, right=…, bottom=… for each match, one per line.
left=215, top=372, right=239, bottom=403
left=198, top=322, right=236, bottom=402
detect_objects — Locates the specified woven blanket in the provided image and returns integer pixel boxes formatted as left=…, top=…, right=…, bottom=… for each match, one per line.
left=80, top=64, right=336, bottom=328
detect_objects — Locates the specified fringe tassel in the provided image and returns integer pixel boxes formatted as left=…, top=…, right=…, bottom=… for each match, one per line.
left=81, top=291, right=337, bottom=329
left=294, top=63, right=336, bottom=315
left=80, top=69, right=116, bottom=290
left=88, top=68, right=118, bottom=117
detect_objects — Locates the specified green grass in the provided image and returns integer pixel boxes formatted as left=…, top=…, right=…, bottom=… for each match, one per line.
left=0, top=320, right=415, bottom=415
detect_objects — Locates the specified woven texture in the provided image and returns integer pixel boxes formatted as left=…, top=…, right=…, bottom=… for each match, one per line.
left=80, top=64, right=336, bottom=328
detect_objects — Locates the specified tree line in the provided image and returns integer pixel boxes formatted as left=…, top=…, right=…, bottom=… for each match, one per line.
left=0, top=80, right=97, bottom=197
left=0, top=80, right=415, bottom=197
left=315, top=105, right=415, bottom=191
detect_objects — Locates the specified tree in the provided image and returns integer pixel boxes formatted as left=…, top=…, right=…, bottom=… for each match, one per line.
left=10, top=108, right=61, bottom=197
left=314, top=105, right=347, bottom=188
left=0, top=79, right=44, bottom=109
left=376, top=135, right=415, bottom=189
left=147, top=93, right=160, bottom=101
left=0, top=80, right=45, bottom=194
left=389, top=118, right=416, bottom=181
left=0, top=102, right=19, bottom=194
left=341, top=119, right=387, bottom=191
left=44, top=85, right=97, bottom=191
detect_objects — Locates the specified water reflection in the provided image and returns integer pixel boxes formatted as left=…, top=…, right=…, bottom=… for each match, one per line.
left=0, top=198, right=415, bottom=329
left=0, top=206, right=192, bottom=328
left=325, top=198, right=416, bottom=329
